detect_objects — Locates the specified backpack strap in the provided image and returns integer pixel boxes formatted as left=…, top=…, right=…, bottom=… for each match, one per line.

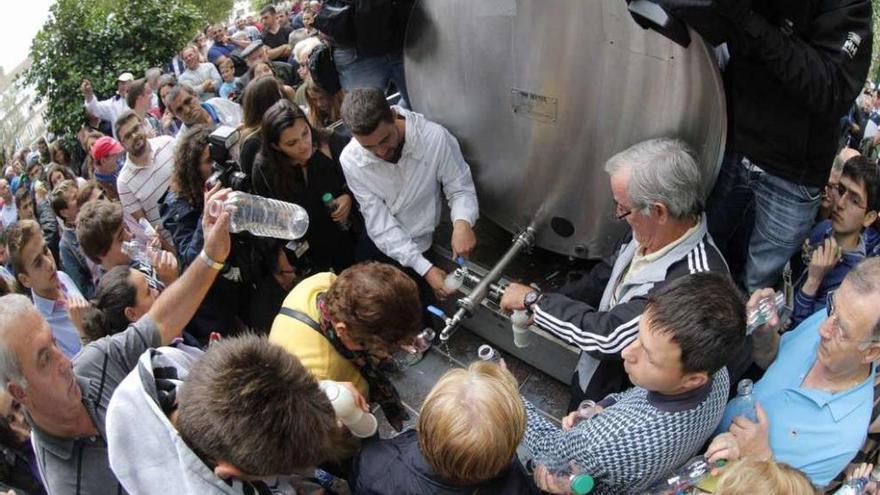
left=278, top=306, right=321, bottom=332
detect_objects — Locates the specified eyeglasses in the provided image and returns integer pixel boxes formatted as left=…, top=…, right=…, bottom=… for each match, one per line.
left=612, top=199, right=632, bottom=220
left=826, top=293, right=876, bottom=346
left=825, top=182, right=867, bottom=210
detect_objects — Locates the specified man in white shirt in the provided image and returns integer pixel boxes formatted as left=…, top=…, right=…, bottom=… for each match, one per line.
left=179, top=45, right=223, bottom=101
left=340, top=88, right=479, bottom=298
left=81, top=72, right=134, bottom=139
left=0, top=179, right=16, bottom=228
left=114, top=110, right=176, bottom=252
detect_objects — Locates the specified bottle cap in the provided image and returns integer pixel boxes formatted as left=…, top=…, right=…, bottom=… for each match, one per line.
left=427, top=305, right=446, bottom=319
left=322, top=193, right=334, bottom=203
left=455, top=256, right=465, bottom=265
left=570, top=474, right=595, bottom=494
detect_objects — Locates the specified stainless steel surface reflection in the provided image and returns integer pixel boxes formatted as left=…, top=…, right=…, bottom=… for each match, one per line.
left=404, top=0, right=726, bottom=259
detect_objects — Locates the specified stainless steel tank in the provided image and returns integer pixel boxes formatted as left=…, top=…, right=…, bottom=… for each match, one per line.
left=404, top=0, right=727, bottom=259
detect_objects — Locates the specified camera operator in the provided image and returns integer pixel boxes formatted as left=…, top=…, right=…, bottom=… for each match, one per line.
left=160, top=125, right=250, bottom=336
left=253, top=99, right=375, bottom=274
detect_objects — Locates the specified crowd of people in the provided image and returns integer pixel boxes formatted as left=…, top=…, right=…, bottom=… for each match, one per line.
left=0, top=0, right=878, bottom=494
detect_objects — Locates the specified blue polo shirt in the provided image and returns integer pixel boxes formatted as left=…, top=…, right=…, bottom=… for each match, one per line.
left=31, top=271, right=84, bottom=358
left=750, top=310, right=873, bottom=487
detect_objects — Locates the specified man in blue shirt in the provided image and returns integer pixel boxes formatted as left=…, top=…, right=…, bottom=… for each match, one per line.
left=708, top=258, right=880, bottom=487
left=7, top=220, right=84, bottom=358
left=207, top=24, right=247, bottom=65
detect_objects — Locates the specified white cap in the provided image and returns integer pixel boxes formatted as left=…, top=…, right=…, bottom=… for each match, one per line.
left=117, top=72, right=135, bottom=82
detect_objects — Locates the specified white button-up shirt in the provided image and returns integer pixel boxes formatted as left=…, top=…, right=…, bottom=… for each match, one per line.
left=84, top=94, right=129, bottom=138
left=340, top=107, right=479, bottom=276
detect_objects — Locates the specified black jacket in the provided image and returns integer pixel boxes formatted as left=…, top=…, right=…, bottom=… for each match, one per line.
left=658, top=0, right=872, bottom=187
left=352, top=0, right=415, bottom=57
left=350, top=430, right=537, bottom=495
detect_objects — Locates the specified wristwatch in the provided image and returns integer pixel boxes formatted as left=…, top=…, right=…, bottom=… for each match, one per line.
left=523, top=290, right=542, bottom=312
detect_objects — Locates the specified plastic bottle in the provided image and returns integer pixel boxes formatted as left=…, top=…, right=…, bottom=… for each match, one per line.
left=477, top=344, right=501, bottom=362
left=321, top=193, right=350, bottom=231
left=538, top=461, right=595, bottom=495
left=576, top=400, right=601, bottom=421
left=510, top=309, right=531, bottom=348
left=209, top=191, right=309, bottom=240
left=647, top=456, right=721, bottom=495
left=121, top=239, right=157, bottom=265
left=715, top=379, right=758, bottom=435
left=319, top=380, right=377, bottom=438
left=443, top=257, right=467, bottom=291
left=835, top=477, right=869, bottom=495
left=746, top=291, right=787, bottom=335
left=394, top=327, right=436, bottom=370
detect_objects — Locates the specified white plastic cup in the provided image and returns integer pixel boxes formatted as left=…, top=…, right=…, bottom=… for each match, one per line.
left=510, top=310, right=531, bottom=348
left=319, top=380, right=378, bottom=438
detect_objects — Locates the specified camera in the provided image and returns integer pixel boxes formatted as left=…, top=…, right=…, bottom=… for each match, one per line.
left=206, top=125, right=251, bottom=191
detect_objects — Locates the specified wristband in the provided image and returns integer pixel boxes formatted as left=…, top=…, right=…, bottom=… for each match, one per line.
left=199, top=250, right=224, bottom=271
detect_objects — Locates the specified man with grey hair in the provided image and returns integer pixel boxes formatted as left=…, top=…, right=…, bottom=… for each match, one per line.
left=501, top=138, right=741, bottom=408
left=0, top=187, right=232, bottom=494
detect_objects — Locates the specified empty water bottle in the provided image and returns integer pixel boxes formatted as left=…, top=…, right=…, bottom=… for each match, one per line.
left=746, top=291, right=788, bottom=335
left=322, top=193, right=351, bottom=231
left=477, top=344, right=501, bottom=362
left=394, top=327, right=436, bottom=370
left=510, top=310, right=531, bottom=348
left=647, top=456, right=722, bottom=495
left=121, top=239, right=156, bottom=265
left=209, top=191, right=309, bottom=240
left=531, top=460, right=595, bottom=495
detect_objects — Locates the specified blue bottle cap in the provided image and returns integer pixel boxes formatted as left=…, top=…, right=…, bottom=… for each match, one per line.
left=455, top=256, right=465, bottom=265
left=427, top=305, right=446, bottom=319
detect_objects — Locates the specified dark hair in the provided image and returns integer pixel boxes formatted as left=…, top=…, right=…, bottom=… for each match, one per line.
left=242, top=76, right=286, bottom=132
left=173, top=125, right=213, bottom=207
left=13, top=187, right=31, bottom=211
left=46, top=164, right=76, bottom=192
left=257, top=99, right=329, bottom=199
left=325, top=262, right=422, bottom=348
left=126, top=78, right=149, bottom=109
left=644, top=272, right=745, bottom=375
left=341, top=87, right=394, bottom=136
left=841, top=155, right=880, bottom=212
left=114, top=110, right=141, bottom=141
left=260, top=5, right=277, bottom=16
left=75, top=199, right=123, bottom=264
left=6, top=220, right=41, bottom=280
left=177, top=335, right=339, bottom=475
left=166, top=84, right=197, bottom=117
left=50, top=180, right=77, bottom=218
left=156, top=74, right=178, bottom=114
left=50, top=141, right=71, bottom=166
left=81, top=266, right=136, bottom=341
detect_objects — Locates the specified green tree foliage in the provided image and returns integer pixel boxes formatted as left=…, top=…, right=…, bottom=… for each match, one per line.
left=250, top=0, right=279, bottom=14
left=21, top=0, right=207, bottom=147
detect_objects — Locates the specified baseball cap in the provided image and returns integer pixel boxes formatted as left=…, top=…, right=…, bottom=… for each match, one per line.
left=26, top=152, right=40, bottom=166
left=117, top=72, right=135, bottom=82
left=91, top=136, right=125, bottom=160
left=240, top=40, right=264, bottom=59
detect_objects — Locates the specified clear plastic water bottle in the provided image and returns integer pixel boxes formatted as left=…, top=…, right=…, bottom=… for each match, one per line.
left=576, top=400, right=601, bottom=421
left=746, top=291, right=787, bottom=335
left=321, top=193, right=350, bottom=231
left=715, top=379, right=758, bottom=435
left=443, top=257, right=467, bottom=292
left=647, top=456, right=721, bottom=494
left=121, top=239, right=157, bottom=265
left=835, top=478, right=869, bottom=495
left=532, top=460, right=594, bottom=495
left=210, top=191, right=309, bottom=240
left=510, top=309, right=531, bottom=348
left=477, top=344, right=501, bottom=362
left=394, top=327, right=436, bottom=370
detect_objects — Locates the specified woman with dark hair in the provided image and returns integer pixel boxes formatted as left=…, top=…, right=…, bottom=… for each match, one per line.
left=81, top=266, right=157, bottom=341
left=253, top=99, right=363, bottom=273
left=46, top=164, right=83, bottom=191
left=157, top=74, right=182, bottom=136
left=238, top=77, right=288, bottom=177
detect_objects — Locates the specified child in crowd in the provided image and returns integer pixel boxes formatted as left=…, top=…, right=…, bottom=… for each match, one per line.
left=350, top=361, right=534, bottom=494
left=792, top=155, right=879, bottom=326
left=217, top=56, right=242, bottom=100
left=714, top=458, right=816, bottom=495
left=6, top=219, right=86, bottom=357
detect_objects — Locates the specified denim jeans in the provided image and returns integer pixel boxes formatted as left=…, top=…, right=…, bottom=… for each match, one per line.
left=334, top=47, right=409, bottom=109
left=707, top=152, right=821, bottom=292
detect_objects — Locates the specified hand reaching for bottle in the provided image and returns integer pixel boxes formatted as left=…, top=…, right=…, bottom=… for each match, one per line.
left=331, top=194, right=352, bottom=222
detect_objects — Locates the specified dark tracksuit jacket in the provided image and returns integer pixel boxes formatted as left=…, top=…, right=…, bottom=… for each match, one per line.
left=656, top=0, right=873, bottom=187
left=532, top=217, right=747, bottom=403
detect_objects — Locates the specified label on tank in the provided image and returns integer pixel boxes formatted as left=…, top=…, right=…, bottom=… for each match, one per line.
left=510, top=89, right=558, bottom=124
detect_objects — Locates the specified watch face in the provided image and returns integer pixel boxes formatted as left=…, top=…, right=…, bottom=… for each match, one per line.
left=524, top=291, right=539, bottom=307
